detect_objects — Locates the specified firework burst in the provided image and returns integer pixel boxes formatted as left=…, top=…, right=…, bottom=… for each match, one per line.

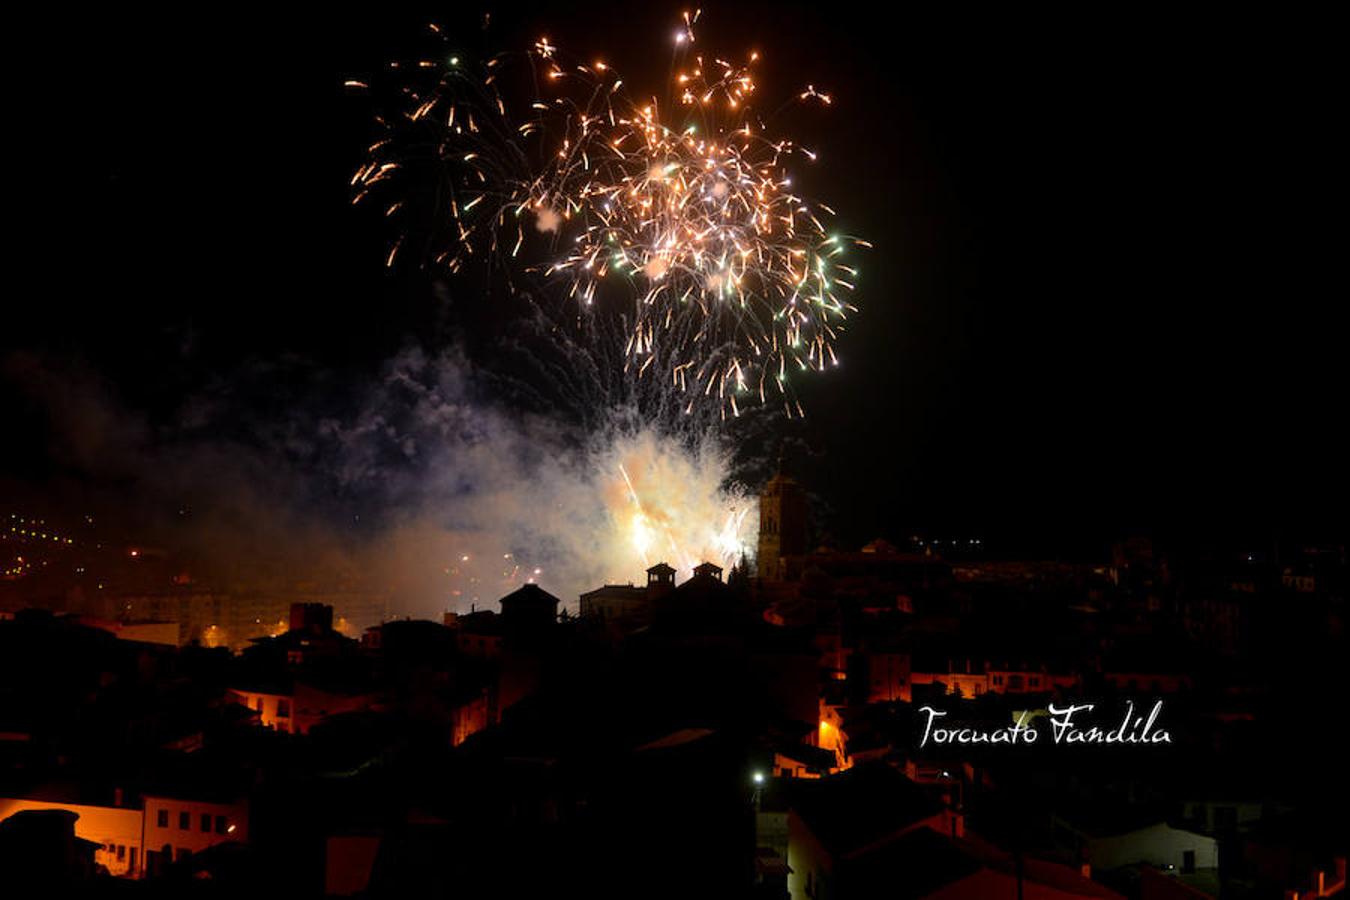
left=351, top=10, right=867, bottom=421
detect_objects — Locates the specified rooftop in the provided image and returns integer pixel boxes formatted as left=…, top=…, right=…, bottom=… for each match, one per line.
left=789, top=762, right=943, bottom=858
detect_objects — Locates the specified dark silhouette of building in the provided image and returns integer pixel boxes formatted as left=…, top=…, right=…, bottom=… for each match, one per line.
left=289, top=602, right=334, bottom=634
left=499, top=584, right=560, bottom=635
left=578, top=562, right=680, bottom=638
left=647, top=561, right=676, bottom=598
left=0, top=809, right=100, bottom=887
left=758, top=459, right=809, bottom=581
left=693, top=561, right=725, bottom=582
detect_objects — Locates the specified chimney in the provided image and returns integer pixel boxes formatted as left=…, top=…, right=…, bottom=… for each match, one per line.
left=289, top=602, right=333, bottom=634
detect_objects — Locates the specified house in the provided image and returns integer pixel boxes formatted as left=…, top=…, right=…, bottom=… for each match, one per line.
left=229, top=680, right=377, bottom=735
left=786, top=762, right=957, bottom=900
left=499, top=584, right=560, bottom=634
left=910, top=656, right=992, bottom=700
left=836, top=828, right=1123, bottom=899
left=445, top=609, right=504, bottom=659
left=325, top=833, right=382, bottom=896
left=908, top=654, right=1079, bottom=702
left=1099, top=638, right=1195, bottom=694
left=1241, top=812, right=1348, bottom=898
left=1051, top=815, right=1218, bottom=876
left=142, top=791, right=247, bottom=870
left=985, top=663, right=1079, bottom=696
left=786, top=763, right=1120, bottom=899
left=579, top=563, right=678, bottom=637
left=0, top=764, right=252, bottom=880
left=864, top=644, right=911, bottom=703
left=243, top=603, right=359, bottom=668
left=774, top=741, right=839, bottom=780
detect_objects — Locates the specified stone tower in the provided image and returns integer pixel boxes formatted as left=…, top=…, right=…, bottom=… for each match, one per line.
left=756, top=457, right=808, bottom=580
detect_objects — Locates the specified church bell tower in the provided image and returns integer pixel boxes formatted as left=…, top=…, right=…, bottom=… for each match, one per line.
left=757, top=456, right=808, bottom=580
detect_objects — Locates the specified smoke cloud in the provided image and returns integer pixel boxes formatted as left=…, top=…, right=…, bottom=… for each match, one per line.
left=3, top=347, right=755, bottom=623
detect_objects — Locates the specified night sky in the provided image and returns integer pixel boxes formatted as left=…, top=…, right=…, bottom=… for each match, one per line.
left=5, top=4, right=1343, bottom=552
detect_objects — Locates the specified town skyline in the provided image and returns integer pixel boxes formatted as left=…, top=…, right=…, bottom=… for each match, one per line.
left=2, top=3, right=1344, bottom=897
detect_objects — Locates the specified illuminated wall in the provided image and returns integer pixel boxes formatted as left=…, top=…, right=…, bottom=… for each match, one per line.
left=142, top=794, right=247, bottom=865
left=0, top=798, right=144, bottom=878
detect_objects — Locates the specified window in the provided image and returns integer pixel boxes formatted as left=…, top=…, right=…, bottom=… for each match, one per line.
left=276, top=699, right=291, bottom=718
left=117, top=845, right=126, bottom=861
left=130, top=848, right=137, bottom=871
left=179, top=811, right=190, bottom=830
left=157, top=809, right=169, bottom=828
left=201, top=813, right=212, bottom=833
left=215, top=815, right=228, bottom=835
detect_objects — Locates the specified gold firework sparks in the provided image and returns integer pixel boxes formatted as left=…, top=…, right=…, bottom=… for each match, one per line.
left=352, top=10, right=866, bottom=420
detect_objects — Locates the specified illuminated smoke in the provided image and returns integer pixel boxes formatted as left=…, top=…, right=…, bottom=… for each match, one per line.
left=533, top=205, right=562, bottom=233
left=319, top=348, right=755, bottom=611
left=5, top=349, right=755, bottom=622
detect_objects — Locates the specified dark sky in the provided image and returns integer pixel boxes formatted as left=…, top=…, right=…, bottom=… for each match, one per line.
left=4, top=3, right=1344, bottom=549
